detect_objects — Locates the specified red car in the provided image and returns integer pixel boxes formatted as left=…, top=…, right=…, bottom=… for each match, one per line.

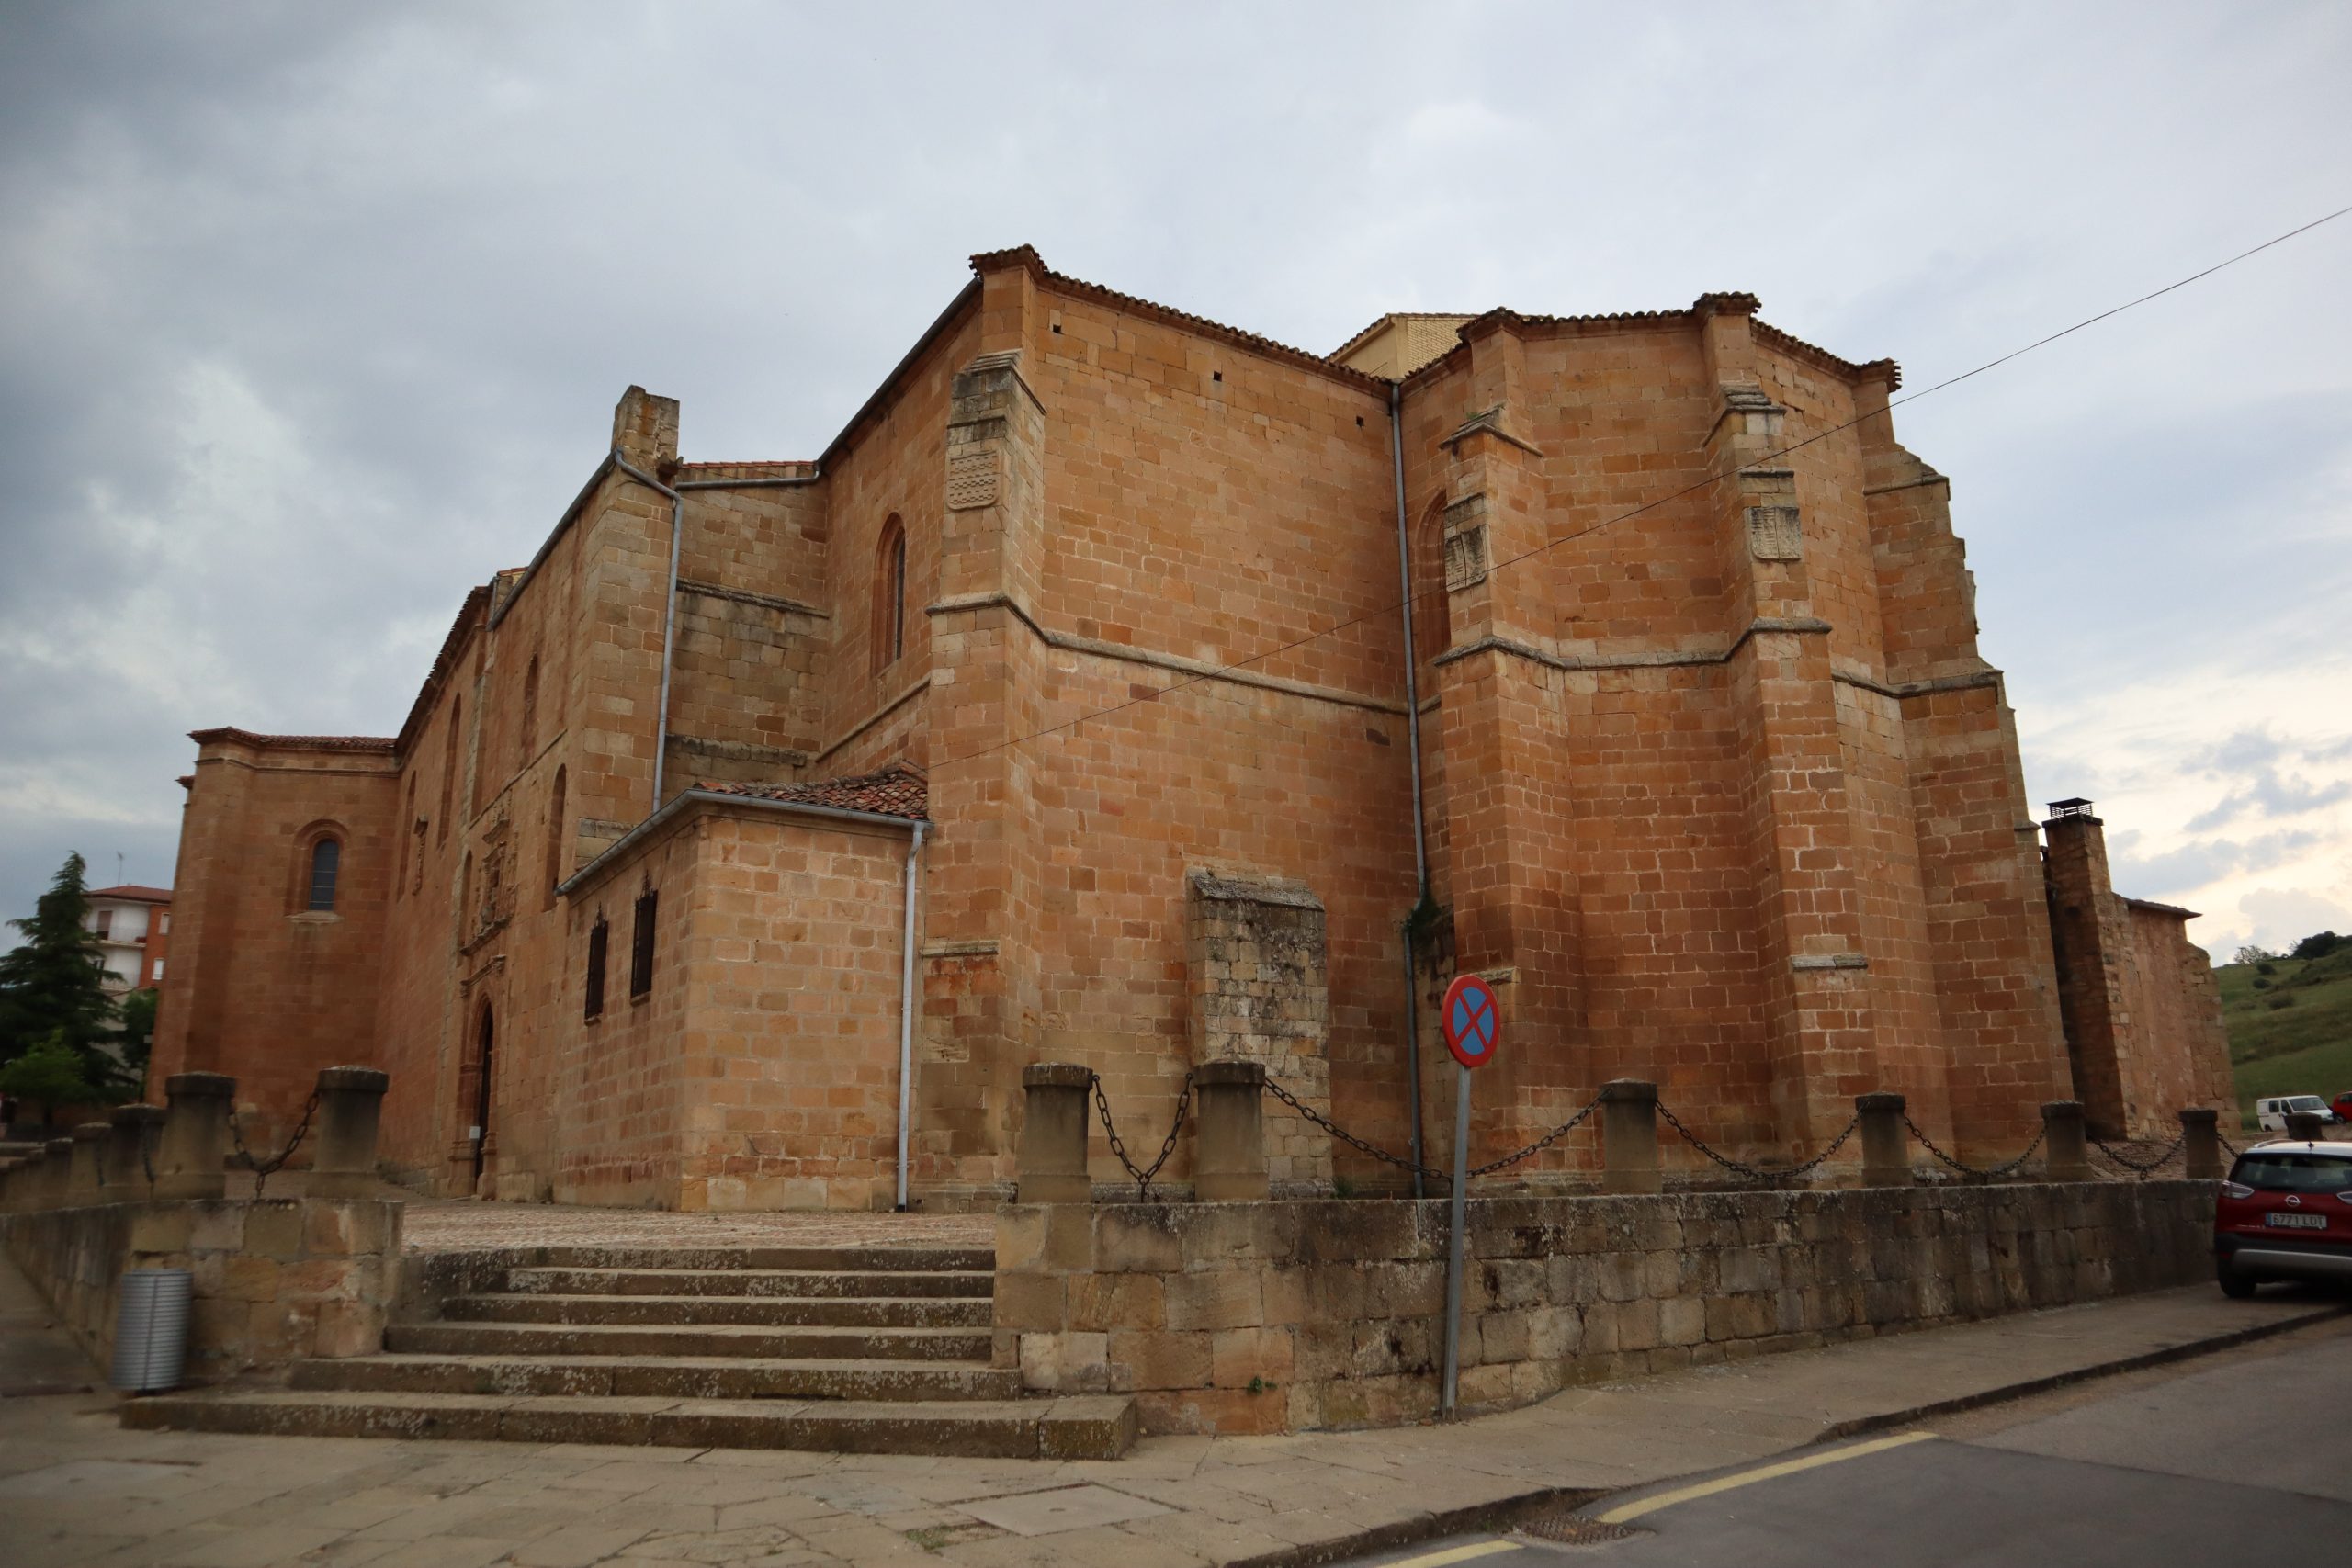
left=2216, top=1139, right=2352, bottom=1297
left=2335, top=1093, right=2352, bottom=1122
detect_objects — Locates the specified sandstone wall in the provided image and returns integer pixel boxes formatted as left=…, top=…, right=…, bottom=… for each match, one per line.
left=995, top=1182, right=2214, bottom=1436
left=154, top=735, right=401, bottom=1152
left=2, top=1198, right=401, bottom=1382
left=673, top=811, right=917, bottom=1211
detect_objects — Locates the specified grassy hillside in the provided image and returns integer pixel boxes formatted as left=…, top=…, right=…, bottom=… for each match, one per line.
left=2217, top=945, right=2352, bottom=1129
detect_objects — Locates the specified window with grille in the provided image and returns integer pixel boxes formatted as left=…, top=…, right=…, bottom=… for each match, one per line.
left=584, top=917, right=608, bottom=1020
left=629, top=889, right=658, bottom=998
left=307, top=839, right=341, bottom=911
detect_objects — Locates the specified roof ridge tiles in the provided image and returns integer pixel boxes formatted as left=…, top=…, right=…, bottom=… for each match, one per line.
left=187, top=727, right=398, bottom=753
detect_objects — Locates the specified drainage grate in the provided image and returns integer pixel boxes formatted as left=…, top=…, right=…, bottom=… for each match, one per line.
left=1516, top=1507, right=1645, bottom=1548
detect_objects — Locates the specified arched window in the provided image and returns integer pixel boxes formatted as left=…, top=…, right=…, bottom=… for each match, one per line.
left=543, top=766, right=567, bottom=909
left=520, top=653, right=539, bottom=764
left=306, top=837, right=341, bottom=911
left=1415, top=496, right=1452, bottom=666
left=873, top=515, right=907, bottom=674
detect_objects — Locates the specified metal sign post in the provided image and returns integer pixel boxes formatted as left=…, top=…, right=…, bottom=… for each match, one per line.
left=1437, top=973, right=1499, bottom=1418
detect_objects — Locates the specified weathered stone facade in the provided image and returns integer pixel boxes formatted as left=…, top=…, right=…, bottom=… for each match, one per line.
left=993, top=1182, right=2219, bottom=1435
left=2042, top=802, right=2234, bottom=1138
left=152, top=247, right=2228, bottom=1209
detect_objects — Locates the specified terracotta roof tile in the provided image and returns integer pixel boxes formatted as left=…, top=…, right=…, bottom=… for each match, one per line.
left=189, top=727, right=397, bottom=753
left=88, top=885, right=172, bottom=903
left=699, top=761, right=927, bottom=821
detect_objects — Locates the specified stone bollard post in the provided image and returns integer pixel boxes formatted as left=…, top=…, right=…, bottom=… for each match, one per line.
left=2041, top=1100, right=2091, bottom=1182
left=155, top=1072, right=235, bottom=1201
left=102, top=1104, right=166, bottom=1201
left=306, top=1066, right=391, bottom=1200
left=1017, top=1064, right=1094, bottom=1203
left=2285, top=1109, right=2325, bottom=1142
left=2179, top=1108, right=2224, bottom=1181
left=1600, top=1079, right=1662, bottom=1195
left=1191, top=1059, right=1269, bottom=1201
left=40, top=1138, right=74, bottom=1209
left=1856, top=1091, right=1913, bottom=1187
left=68, top=1122, right=109, bottom=1202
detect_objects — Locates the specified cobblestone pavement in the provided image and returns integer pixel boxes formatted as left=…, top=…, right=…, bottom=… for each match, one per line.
left=399, top=1201, right=996, bottom=1253
left=1, top=1269, right=2339, bottom=1568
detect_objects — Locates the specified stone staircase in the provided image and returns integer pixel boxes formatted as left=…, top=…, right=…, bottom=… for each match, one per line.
left=123, top=1242, right=1136, bottom=1459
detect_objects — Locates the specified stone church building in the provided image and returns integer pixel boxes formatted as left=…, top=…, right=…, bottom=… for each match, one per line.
left=149, top=247, right=2233, bottom=1209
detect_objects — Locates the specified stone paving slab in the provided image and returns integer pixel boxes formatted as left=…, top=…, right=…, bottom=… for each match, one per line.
left=0, top=1272, right=2340, bottom=1568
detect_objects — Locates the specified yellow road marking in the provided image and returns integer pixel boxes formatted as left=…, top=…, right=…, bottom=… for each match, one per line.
left=1595, top=1430, right=1939, bottom=1525
left=1381, top=1540, right=1521, bottom=1568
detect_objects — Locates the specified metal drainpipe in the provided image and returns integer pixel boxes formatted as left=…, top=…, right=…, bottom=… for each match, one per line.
left=895, top=821, right=926, bottom=1211
left=1389, top=379, right=1430, bottom=1195
left=612, top=452, right=685, bottom=811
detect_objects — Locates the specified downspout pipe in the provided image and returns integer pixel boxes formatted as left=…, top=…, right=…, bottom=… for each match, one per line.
left=895, top=821, right=926, bottom=1211
left=612, top=452, right=685, bottom=812
left=1389, top=379, right=1430, bottom=1196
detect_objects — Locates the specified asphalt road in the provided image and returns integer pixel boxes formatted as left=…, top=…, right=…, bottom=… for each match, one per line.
left=1357, top=1315, right=2352, bottom=1568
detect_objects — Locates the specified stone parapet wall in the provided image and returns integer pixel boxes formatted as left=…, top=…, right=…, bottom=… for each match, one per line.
left=995, top=1181, right=2215, bottom=1436
left=2, top=1198, right=401, bottom=1382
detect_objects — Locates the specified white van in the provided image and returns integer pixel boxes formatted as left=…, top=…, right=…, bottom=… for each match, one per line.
left=2256, top=1095, right=2341, bottom=1131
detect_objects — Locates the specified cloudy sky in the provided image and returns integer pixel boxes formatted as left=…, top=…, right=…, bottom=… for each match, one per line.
left=3, top=1, right=2347, bottom=960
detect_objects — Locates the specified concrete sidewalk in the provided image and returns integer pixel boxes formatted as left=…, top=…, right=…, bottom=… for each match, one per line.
left=0, top=1278, right=2340, bottom=1568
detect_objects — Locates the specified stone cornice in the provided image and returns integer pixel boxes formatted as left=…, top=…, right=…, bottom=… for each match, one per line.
left=676, top=579, right=829, bottom=620
left=926, top=592, right=1407, bottom=716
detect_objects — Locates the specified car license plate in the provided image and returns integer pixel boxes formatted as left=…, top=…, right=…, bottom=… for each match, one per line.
left=2265, top=1212, right=2327, bottom=1229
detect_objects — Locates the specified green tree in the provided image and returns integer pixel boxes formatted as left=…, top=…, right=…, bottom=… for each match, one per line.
left=0, top=1032, right=99, bottom=1127
left=2290, top=931, right=2345, bottom=962
left=0, top=852, right=121, bottom=1068
left=119, top=987, right=158, bottom=1090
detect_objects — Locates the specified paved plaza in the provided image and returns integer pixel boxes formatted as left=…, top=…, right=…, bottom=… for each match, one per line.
left=3, top=1238, right=2339, bottom=1568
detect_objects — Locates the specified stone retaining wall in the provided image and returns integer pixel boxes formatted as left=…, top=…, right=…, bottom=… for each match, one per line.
left=2, top=1199, right=402, bottom=1382
left=994, top=1180, right=2216, bottom=1435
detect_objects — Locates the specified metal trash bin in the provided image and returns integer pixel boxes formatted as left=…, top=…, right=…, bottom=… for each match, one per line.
left=111, top=1268, right=191, bottom=1393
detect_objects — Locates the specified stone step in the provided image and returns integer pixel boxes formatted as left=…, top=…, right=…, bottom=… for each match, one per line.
left=389, top=1320, right=993, bottom=1362
left=519, top=1245, right=995, bottom=1273
left=122, top=1390, right=1136, bottom=1460
left=444, top=1293, right=990, bottom=1329
left=290, top=1353, right=1023, bottom=1402
left=502, top=1267, right=992, bottom=1300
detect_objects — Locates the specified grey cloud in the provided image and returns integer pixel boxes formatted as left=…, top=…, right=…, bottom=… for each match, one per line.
left=2181, top=728, right=2352, bottom=830
left=3, top=1, right=2351, bottom=926
left=2108, top=828, right=2324, bottom=901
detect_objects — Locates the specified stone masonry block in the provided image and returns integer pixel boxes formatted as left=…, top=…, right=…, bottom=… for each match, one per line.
left=1165, top=1268, right=1263, bottom=1332
left=1094, top=1208, right=1183, bottom=1274
left=1068, top=1271, right=1166, bottom=1333
left=1020, top=1331, right=1109, bottom=1394
left=1108, top=1328, right=1211, bottom=1391
left=993, top=1271, right=1068, bottom=1333
left=127, top=1204, right=192, bottom=1256
left=1210, top=1325, right=1295, bottom=1388
left=243, top=1201, right=306, bottom=1260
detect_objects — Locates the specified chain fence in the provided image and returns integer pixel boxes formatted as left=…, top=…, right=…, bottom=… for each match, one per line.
left=1467, top=1093, right=1606, bottom=1179
left=229, top=1090, right=319, bottom=1199
left=1082, top=1072, right=2211, bottom=1201
left=1091, top=1069, right=1194, bottom=1201
left=1262, top=1076, right=1443, bottom=1186
left=1905, top=1113, right=2046, bottom=1183
left=1657, top=1100, right=1859, bottom=1188
left=2088, top=1132, right=2187, bottom=1179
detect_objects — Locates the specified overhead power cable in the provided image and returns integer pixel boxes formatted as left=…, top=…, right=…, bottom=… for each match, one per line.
left=932, top=200, right=2352, bottom=773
